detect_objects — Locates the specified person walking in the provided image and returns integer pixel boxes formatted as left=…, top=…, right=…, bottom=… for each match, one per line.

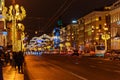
left=9, top=51, right=13, bottom=66
left=13, top=52, right=18, bottom=69
left=5, top=50, right=10, bottom=66
left=0, top=50, right=4, bottom=80
left=17, top=51, right=24, bottom=73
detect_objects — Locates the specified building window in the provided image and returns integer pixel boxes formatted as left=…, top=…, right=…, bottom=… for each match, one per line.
left=99, top=17, right=102, bottom=21
left=99, top=24, right=102, bottom=29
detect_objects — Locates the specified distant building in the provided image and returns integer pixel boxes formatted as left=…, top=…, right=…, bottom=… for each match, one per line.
left=59, top=0, right=120, bottom=52
left=82, top=11, right=110, bottom=51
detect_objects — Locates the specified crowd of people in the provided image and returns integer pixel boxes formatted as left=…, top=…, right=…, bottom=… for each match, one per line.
left=0, top=49, right=24, bottom=74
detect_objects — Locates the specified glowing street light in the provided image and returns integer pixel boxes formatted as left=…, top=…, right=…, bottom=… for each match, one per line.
left=102, top=27, right=110, bottom=51
left=3, top=1, right=26, bottom=51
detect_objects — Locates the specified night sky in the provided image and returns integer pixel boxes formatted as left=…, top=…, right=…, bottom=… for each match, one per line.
left=5, top=0, right=117, bottom=38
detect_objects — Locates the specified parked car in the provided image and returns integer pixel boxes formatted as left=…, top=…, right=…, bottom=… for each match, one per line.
left=109, top=50, right=120, bottom=60
left=71, top=49, right=79, bottom=56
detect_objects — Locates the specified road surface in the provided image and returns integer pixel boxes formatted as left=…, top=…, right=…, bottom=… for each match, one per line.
left=24, top=54, right=120, bottom=80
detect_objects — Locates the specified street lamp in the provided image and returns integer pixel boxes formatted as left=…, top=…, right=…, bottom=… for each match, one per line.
left=72, top=19, right=78, bottom=50
left=3, top=3, right=26, bottom=51
left=102, top=27, right=110, bottom=51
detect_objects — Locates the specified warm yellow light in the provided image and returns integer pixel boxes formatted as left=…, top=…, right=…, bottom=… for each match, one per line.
left=98, top=29, right=101, bottom=32
left=96, top=18, right=99, bottom=21
left=16, top=12, right=19, bottom=16
left=65, top=42, right=71, bottom=46
left=3, top=4, right=26, bottom=52
left=35, top=31, right=38, bottom=34
left=104, top=23, right=107, bottom=26
left=102, top=34, right=110, bottom=40
left=104, top=27, right=108, bottom=31
left=96, top=37, right=99, bottom=40
left=92, top=30, right=94, bottom=32
left=96, top=26, right=99, bottom=29
left=47, top=46, right=51, bottom=49
left=60, top=44, right=64, bottom=47
left=18, top=23, right=25, bottom=31
left=38, top=48, right=41, bottom=50
left=92, top=26, right=94, bottom=28
left=15, top=4, right=19, bottom=9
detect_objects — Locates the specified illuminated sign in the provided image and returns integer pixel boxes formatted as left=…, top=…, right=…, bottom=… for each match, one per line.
left=3, top=31, right=7, bottom=35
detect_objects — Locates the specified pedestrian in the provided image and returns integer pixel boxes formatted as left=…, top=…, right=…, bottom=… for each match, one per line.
left=17, top=51, right=24, bottom=73
left=9, top=51, right=13, bottom=66
left=13, top=52, right=18, bottom=69
left=5, top=50, right=10, bottom=65
left=0, top=49, right=5, bottom=66
left=0, top=50, right=4, bottom=80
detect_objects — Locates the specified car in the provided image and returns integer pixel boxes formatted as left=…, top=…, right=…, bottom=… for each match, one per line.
left=71, top=49, right=79, bottom=56
left=112, top=53, right=120, bottom=60
left=109, top=50, right=120, bottom=60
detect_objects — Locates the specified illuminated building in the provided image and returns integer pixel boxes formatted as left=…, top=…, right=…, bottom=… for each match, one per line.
left=64, top=25, right=72, bottom=50
left=60, top=27, right=66, bottom=50
left=77, top=18, right=85, bottom=51
left=110, top=0, right=120, bottom=50
left=65, top=23, right=79, bottom=50
left=80, top=11, right=110, bottom=51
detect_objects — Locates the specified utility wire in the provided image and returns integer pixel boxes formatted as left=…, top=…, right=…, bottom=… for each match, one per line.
left=45, top=0, right=75, bottom=31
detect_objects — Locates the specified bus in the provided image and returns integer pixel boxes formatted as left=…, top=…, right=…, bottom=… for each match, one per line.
left=95, top=45, right=106, bottom=57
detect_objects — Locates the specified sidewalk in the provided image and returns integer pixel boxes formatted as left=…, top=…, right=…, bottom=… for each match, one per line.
left=2, top=65, right=24, bottom=80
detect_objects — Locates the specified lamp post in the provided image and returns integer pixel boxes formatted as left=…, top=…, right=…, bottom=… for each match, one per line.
left=102, top=27, right=110, bottom=51
left=3, top=2, right=26, bottom=51
left=72, top=19, right=78, bottom=50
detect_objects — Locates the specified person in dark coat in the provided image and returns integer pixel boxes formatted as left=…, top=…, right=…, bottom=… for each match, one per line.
left=13, top=52, right=18, bottom=69
left=0, top=59, right=3, bottom=80
left=0, top=50, right=4, bottom=80
left=17, top=51, right=24, bottom=73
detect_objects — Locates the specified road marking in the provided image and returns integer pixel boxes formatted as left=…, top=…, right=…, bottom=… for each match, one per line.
left=114, top=70, right=120, bottom=73
left=68, top=71, right=88, bottom=80
left=98, top=61, right=102, bottom=63
left=90, top=65, right=96, bottom=68
left=75, top=62, right=79, bottom=64
left=49, top=63, right=88, bottom=80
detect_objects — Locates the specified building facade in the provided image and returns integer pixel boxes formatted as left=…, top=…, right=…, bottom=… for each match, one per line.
left=82, top=11, right=110, bottom=51
left=110, top=0, right=120, bottom=50
left=59, top=0, right=120, bottom=53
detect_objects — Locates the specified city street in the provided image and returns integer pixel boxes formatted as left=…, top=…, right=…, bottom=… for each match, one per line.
left=1, top=0, right=120, bottom=80
left=24, top=54, right=120, bottom=80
